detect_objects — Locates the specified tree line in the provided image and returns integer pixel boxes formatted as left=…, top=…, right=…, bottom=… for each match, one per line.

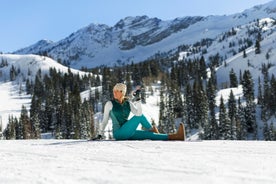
left=3, top=55, right=276, bottom=140
left=3, top=68, right=100, bottom=139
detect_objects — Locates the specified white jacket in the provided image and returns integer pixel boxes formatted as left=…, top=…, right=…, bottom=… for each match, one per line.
left=100, top=100, right=142, bottom=135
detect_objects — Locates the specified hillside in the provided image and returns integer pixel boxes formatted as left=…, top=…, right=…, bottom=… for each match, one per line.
left=198, top=18, right=276, bottom=90
left=0, top=54, right=87, bottom=82
left=0, top=54, right=88, bottom=129
left=13, top=1, right=276, bottom=69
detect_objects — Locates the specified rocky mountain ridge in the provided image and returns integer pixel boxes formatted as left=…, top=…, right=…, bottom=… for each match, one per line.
left=14, top=1, right=276, bottom=69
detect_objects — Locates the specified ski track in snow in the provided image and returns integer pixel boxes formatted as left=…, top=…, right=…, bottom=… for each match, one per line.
left=0, top=140, right=276, bottom=184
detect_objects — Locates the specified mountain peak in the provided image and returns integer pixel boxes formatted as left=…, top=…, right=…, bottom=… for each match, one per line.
left=15, top=39, right=53, bottom=55
left=114, top=15, right=152, bottom=29
left=37, top=39, right=53, bottom=45
left=13, top=1, right=276, bottom=69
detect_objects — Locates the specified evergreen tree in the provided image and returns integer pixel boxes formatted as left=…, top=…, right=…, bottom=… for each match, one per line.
left=44, top=87, right=55, bottom=133
left=258, top=76, right=267, bottom=122
left=255, top=32, right=261, bottom=54
left=192, top=79, right=208, bottom=129
left=0, top=58, right=8, bottom=67
left=255, top=40, right=261, bottom=54
left=269, top=122, right=274, bottom=141
left=168, top=77, right=184, bottom=119
left=20, top=105, right=32, bottom=139
left=209, top=67, right=217, bottom=89
left=228, top=90, right=237, bottom=140
left=205, top=78, right=218, bottom=140
left=191, top=81, right=200, bottom=129
left=228, top=90, right=237, bottom=120
left=15, top=117, right=23, bottom=139
left=237, top=98, right=247, bottom=140
left=33, top=69, right=44, bottom=98
left=30, top=95, right=41, bottom=139
left=101, top=67, right=113, bottom=106
left=257, top=77, right=263, bottom=106
left=70, top=84, right=82, bottom=139
left=199, top=56, right=207, bottom=80
left=52, top=88, right=64, bottom=139
left=229, top=68, right=238, bottom=88
left=83, top=100, right=95, bottom=139
left=59, top=95, right=68, bottom=139
left=165, top=92, right=177, bottom=133
left=209, top=53, right=221, bottom=68
left=219, top=96, right=231, bottom=139
left=4, top=116, right=16, bottom=139
left=10, top=65, right=17, bottom=81
left=132, top=63, right=142, bottom=86
left=270, top=75, right=276, bottom=115
left=160, top=77, right=176, bottom=133
left=243, top=49, right=247, bottom=58
left=158, top=85, right=166, bottom=133
left=263, top=121, right=270, bottom=140
left=79, top=101, right=91, bottom=139
left=184, top=82, right=194, bottom=131
left=242, top=70, right=254, bottom=102
left=61, top=102, right=71, bottom=139
left=244, top=100, right=257, bottom=136
left=241, top=70, right=257, bottom=136
left=158, top=77, right=177, bottom=134
left=25, top=79, right=33, bottom=95
left=239, top=70, right=243, bottom=85
left=262, top=71, right=270, bottom=119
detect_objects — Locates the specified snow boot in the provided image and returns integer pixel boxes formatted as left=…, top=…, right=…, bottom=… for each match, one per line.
left=168, top=123, right=185, bottom=141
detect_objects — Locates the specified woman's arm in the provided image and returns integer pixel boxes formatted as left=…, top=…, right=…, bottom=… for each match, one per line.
left=129, top=100, right=142, bottom=116
left=99, top=101, right=113, bottom=135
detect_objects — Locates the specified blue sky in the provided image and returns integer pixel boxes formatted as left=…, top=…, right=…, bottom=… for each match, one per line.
left=0, top=0, right=272, bottom=53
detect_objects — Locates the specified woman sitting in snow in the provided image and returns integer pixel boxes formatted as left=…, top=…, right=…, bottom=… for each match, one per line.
left=97, top=83, right=185, bottom=141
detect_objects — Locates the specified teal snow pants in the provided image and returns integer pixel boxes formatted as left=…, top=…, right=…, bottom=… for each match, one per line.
left=113, top=115, right=169, bottom=141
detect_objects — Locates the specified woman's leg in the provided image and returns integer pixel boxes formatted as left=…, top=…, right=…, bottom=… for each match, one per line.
left=129, top=130, right=168, bottom=140
left=113, top=115, right=168, bottom=140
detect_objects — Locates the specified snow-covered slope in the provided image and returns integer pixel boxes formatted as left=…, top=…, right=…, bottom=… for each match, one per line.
left=0, top=140, right=276, bottom=184
left=0, top=82, right=31, bottom=129
left=13, top=1, right=276, bottom=69
left=0, top=54, right=87, bottom=82
left=0, top=54, right=88, bottom=128
left=213, top=17, right=275, bottom=90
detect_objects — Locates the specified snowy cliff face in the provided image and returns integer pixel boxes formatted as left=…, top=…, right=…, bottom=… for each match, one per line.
left=13, top=1, right=276, bottom=69
left=13, top=16, right=204, bottom=68
left=114, top=16, right=204, bottom=50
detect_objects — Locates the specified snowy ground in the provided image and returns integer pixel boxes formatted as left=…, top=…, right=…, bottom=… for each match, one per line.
left=0, top=82, right=31, bottom=128
left=1, top=140, right=276, bottom=184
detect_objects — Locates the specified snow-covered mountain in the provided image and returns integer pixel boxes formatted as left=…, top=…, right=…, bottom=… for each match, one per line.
left=14, top=0, right=276, bottom=69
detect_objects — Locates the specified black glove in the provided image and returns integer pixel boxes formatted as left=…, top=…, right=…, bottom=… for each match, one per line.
left=133, top=89, right=141, bottom=101
left=91, top=134, right=103, bottom=141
